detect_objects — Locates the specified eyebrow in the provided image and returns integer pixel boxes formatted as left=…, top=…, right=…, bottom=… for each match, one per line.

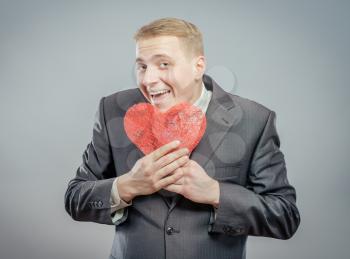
left=135, top=54, right=173, bottom=63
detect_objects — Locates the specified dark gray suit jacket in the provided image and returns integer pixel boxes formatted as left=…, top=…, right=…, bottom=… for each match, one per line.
left=65, top=75, right=300, bottom=259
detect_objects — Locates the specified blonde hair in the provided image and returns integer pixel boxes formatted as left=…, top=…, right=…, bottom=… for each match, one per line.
left=134, top=17, right=204, bottom=57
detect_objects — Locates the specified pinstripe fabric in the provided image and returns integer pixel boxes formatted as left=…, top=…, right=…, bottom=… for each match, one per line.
left=65, top=74, right=300, bottom=259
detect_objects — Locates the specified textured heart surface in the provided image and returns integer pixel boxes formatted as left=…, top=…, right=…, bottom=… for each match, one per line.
left=124, top=103, right=206, bottom=155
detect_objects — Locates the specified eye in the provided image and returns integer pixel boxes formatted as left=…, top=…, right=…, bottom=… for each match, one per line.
left=136, top=63, right=147, bottom=71
left=159, top=62, right=169, bottom=69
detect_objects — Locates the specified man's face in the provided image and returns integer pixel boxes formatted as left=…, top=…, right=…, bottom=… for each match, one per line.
left=135, top=36, right=205, bottom=112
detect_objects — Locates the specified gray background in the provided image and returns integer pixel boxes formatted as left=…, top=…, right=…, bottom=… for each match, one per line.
left=1, top=0, right=349, bottom=258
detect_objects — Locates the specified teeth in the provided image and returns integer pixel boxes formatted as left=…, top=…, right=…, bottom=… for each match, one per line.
left=149, top=89, right=170, bottom=96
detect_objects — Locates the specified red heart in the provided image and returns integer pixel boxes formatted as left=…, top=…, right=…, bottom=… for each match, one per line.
left=124, top=103, right=206, bottom=155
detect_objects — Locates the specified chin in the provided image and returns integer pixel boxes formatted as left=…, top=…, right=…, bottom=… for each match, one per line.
left=154, top=102, right=173, bottom=112
left=156, top=105, right=170, bottom=112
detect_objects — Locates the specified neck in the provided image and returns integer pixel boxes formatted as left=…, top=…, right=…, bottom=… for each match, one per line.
left=189, top=80, right=203, bottom=104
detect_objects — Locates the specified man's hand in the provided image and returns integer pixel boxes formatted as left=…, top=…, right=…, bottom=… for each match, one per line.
left=117, top=140, right=189, bottom=202
left=163, top=160, right=220, bottom=207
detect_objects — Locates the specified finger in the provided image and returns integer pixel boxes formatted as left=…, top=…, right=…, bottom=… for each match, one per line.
left=169, top=168, right=185, bottom=185
left=150, top=140, right=181, bottom=161
left=155, top=155, right=188, bottom=180
left=173, top=178, right=183, bottom=185
left=156, top=168, right=184, bottom=190
left=153, top=147, right=189, bottom=169
left=163, top=184, right=182, bottom=194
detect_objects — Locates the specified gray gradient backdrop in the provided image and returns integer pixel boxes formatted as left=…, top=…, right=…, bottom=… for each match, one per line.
left=1, top=0, right=349, bottom=258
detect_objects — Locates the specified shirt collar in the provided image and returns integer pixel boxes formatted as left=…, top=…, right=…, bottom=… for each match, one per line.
left=193, top=82, right=212, bottom=113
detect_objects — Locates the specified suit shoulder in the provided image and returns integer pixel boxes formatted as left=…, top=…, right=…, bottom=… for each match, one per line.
left=101, top=88, right=145, bottom=113
left=104, top=88, right=141, bottom=104
left=230, top=93, right=272, bottom=116
left=220, top=92, right=274, bottom=131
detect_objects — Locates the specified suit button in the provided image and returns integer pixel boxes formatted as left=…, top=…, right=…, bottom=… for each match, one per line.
left=223, top=225, right=232, bottom=234
left=235, top=228, right=243, bottom=234
left=166, top=227, right=174, bottom=235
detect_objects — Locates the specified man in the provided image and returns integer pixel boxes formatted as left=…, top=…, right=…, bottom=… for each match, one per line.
left=65, top=18, right=300, bottom=259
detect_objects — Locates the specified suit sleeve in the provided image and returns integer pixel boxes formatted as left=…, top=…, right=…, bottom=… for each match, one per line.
left=64, top=97, right=128, bottom=225
left=209, top=111, right=300, bottom=239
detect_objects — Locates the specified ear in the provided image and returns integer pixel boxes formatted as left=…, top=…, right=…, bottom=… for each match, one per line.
left=193, top=55, right=206, bottom=80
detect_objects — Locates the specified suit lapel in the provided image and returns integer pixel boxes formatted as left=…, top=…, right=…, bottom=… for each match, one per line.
left=168, top=75, right=237, bottom=211
left=190, top=96, right=236, bottom=169
left=129, top=75, right=238, bottom=210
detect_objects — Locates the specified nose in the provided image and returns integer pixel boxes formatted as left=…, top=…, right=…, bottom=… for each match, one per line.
left=142, top=66, right=159, bottom=87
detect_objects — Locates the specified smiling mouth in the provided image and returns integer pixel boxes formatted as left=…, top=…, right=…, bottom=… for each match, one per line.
left=150, top=90, right=171, bottom=98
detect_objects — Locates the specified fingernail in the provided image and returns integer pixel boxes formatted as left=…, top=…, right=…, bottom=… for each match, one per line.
left=174, top=140, right=180, bottom=145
